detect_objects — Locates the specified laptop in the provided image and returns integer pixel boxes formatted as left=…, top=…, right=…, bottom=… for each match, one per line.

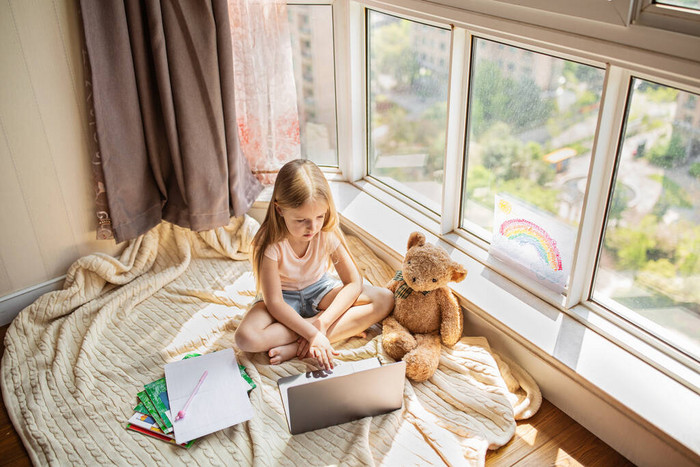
left=277, top=358, right=406, bottom=434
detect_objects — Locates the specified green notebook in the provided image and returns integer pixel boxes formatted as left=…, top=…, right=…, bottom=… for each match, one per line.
left=143, top=378, right=173, bottom=434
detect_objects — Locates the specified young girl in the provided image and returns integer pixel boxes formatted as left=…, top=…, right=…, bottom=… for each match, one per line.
left=234, top=159, right=394, bottom=370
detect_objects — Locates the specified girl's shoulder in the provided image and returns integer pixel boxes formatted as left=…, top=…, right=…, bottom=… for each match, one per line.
left=321, top=229, right=341, bottom=251
left=262, top=238, right=286, bottom=260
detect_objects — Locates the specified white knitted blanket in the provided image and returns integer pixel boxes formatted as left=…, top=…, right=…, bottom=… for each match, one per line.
left=1, top=217, right=541, bottom=466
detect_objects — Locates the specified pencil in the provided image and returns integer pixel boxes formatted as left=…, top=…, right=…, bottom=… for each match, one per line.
left=174, top=370, right=208, bottom=421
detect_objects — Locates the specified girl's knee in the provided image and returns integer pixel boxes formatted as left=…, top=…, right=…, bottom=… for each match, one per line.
left=367, top=285, right=394, bottom=319
left=234, top=326, right=261, bottom=353
left=379, top=286, right=395, bottom=316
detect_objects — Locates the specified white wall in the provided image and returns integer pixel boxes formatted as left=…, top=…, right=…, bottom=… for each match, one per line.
left=0, top=0, right=120, bottom=314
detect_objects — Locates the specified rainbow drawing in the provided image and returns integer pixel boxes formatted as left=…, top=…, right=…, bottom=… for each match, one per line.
left=499, top=218, right=563, bottom=271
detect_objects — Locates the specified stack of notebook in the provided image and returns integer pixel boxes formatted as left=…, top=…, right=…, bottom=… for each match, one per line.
left=125, top=350, right=255, bottom=448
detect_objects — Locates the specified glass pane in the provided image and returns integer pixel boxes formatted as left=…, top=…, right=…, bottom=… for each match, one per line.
left=594, top=80, right=700, bottom=357
left=367, top=10, right=450, bottom=213
left=461, top=38, right=604, bottom=292
left=288, top=5, right=338, bottom=166
left=655, top=0, right=700, bottom=11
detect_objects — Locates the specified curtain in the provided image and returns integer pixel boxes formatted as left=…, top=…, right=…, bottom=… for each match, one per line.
left=228, top=0, right=300, bottom=185
left=80, top=0, right=263, bottom=243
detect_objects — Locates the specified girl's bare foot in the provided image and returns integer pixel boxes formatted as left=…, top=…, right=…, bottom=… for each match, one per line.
left=268, top=342, right=299, bottom=365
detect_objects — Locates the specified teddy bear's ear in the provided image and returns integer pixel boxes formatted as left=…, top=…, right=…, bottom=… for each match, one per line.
left=451, top=263, right=468, bottom=283
left=407, top=231, right=425, bottom=249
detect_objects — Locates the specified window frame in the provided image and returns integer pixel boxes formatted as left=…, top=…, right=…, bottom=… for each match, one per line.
left=634, top=0, right=700, bottom=36
left=298, top=0, right=700, bottom=391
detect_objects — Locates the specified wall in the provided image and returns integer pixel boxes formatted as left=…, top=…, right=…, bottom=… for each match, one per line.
left=0, top=0, right=120, bottom=322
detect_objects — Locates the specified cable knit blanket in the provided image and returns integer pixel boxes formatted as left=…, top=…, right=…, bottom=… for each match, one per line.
left=1, top=217, right=540, bottom=466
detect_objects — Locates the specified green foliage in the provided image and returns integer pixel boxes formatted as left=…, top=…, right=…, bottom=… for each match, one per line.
left=690, top=162, right=700, bottom=179
left=677, top=225, right=700, bottom=275
left=469, top=60, right=555, bottom=138
left=648, top=174, right=692, bottom=217
left=642, top=259, right=676, bottom=278
left=563, top=61, right=604, bottom=90
left=605, top=217, right=656, bottom=270
left=605, top=216, right=700, bottom=279
left=636, top=81, right=679, bottom=103
left=607, top=181, right=631, bottom=225
left=647, top=128, right=687, bottom=168
left=370, top=19, right=420, bottom=92
left=500, top=178, right=558, bottom=215
left=465, top=164, right=493, bottom=199
left=478, top=123, right=551, bottom=184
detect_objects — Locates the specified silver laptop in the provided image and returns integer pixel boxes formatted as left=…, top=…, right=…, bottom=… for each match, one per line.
left=277, top=358, right=406, bottom=434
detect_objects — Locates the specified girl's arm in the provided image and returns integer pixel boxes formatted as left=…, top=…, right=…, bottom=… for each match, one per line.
left=260, top=255, right=319, bottom=340
left=315, top=241, right=363, bottom=333
left=260, top=255, right=338, bottom=369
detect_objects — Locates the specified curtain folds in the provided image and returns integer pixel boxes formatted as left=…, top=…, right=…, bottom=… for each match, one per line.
left=80, top=0, right=263, bottom=243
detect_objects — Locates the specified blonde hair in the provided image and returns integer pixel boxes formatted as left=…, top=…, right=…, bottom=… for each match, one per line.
left=251, top=159, right=358, bottom=291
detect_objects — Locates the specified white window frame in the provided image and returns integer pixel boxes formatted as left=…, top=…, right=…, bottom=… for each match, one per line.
left=328, top=0, right=700, bottom=390
left=634, top=0, right=700, bottom=36
left=288, top=2, right=700, bottom=460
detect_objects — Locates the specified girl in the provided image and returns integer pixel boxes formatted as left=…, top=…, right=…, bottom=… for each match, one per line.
left=235, top=159, right=394, bottom=370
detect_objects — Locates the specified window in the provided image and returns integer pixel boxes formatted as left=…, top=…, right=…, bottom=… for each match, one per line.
left=635, top=0, right=700, bottom=36
left=288, top=4, right=338, bottom=167
left=655, top=0, right=700, bottom=11
left=593, top=80, right=700, bottom=358
left=461, top=38, right=604, bottom=293
left=327, top=1, right=700, bottom=387
left=366, top=10, right=451, bottom=213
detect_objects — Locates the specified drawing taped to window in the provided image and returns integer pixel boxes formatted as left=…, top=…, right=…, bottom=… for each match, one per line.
left=490, top=194, right=575, bottom=294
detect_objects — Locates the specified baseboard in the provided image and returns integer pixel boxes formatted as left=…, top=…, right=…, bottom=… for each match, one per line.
left=0, top=276, right=65, bottom=327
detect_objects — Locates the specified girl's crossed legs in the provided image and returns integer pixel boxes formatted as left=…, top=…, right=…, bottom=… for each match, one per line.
left=234, top=284, right=394, bottom=365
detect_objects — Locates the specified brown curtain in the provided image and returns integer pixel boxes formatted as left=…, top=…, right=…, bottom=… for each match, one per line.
left=80, top=0, right=263, bottom=243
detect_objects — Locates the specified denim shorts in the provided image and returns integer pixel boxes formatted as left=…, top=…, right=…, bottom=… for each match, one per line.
left=252, top=273, right=342, bottom=318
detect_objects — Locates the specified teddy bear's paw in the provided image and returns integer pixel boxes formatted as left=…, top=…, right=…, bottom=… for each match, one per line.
left=383, top=332, right=418, bottom=360
left=403, top=340, right=441, bottom=382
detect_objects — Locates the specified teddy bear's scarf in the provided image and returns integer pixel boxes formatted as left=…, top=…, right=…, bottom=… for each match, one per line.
left=393, top=269, right=431, bottom=299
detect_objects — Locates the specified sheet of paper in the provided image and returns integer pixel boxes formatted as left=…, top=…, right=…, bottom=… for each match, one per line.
left=164, top=349, right=253, bottom=444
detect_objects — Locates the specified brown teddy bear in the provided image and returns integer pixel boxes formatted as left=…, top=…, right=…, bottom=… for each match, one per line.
left=382, top=232, right=467, bottom=382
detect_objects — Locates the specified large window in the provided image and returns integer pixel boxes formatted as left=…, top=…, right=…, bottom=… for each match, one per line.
left=461, top=38, right=604, bottom=293
left=366, top=10, right=450, bottom=213
left=287, top=1, right=700, bottom=381
left=288, top=4, right=338, bottom=167
left=594, top=80, right=700, bottom=358
left=655, top=0, right=700, bottom=10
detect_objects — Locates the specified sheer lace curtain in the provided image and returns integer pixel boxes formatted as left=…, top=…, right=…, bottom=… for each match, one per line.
left=228, top=0, right=301, bottom=185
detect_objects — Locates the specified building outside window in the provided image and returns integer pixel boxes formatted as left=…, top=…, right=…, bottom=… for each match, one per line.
left=288, top=4, right=339, bottom=167
left=366, top=10, right=451, bottom=213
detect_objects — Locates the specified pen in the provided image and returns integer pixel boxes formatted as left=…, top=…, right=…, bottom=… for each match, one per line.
left=174, top=370, right=208, bottom=421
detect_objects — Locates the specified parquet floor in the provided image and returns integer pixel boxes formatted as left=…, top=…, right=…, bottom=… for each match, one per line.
left=0, top=324, right=634, bottom=466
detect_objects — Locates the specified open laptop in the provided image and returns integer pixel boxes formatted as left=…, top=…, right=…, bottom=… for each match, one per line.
left=277, top=358, right=406, bottom=434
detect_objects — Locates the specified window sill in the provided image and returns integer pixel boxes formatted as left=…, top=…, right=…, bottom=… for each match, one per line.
left=329, top=180, right=700, bottom=464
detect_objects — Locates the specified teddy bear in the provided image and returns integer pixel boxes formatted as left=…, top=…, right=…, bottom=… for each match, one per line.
left=382, top=232, right=467, bottom=382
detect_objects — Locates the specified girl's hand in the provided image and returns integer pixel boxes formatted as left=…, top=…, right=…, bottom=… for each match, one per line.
left=306, top=331, right=338, bottom=370
left=296, top=317, right=329, bottom=359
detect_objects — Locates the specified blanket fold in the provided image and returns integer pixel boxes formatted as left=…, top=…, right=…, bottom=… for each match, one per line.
left=1, top=217, right=540, bottom=466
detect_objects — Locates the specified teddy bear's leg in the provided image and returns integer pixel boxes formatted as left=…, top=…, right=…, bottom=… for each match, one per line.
left=381, top=316, right=418, bottom=361
left=403, top=334, right=442, bottom=383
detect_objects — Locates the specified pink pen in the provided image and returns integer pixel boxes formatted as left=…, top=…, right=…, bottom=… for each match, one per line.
left=174, top=370, right=208, bottom=421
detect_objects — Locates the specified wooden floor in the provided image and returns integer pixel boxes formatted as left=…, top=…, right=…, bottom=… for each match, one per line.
left=0, top=324, right=634, bottom=466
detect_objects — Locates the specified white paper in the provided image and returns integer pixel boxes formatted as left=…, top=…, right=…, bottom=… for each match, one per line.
left=164, top=349, right=253, bottom=444
left=489, top=193, right=575, bottom=294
